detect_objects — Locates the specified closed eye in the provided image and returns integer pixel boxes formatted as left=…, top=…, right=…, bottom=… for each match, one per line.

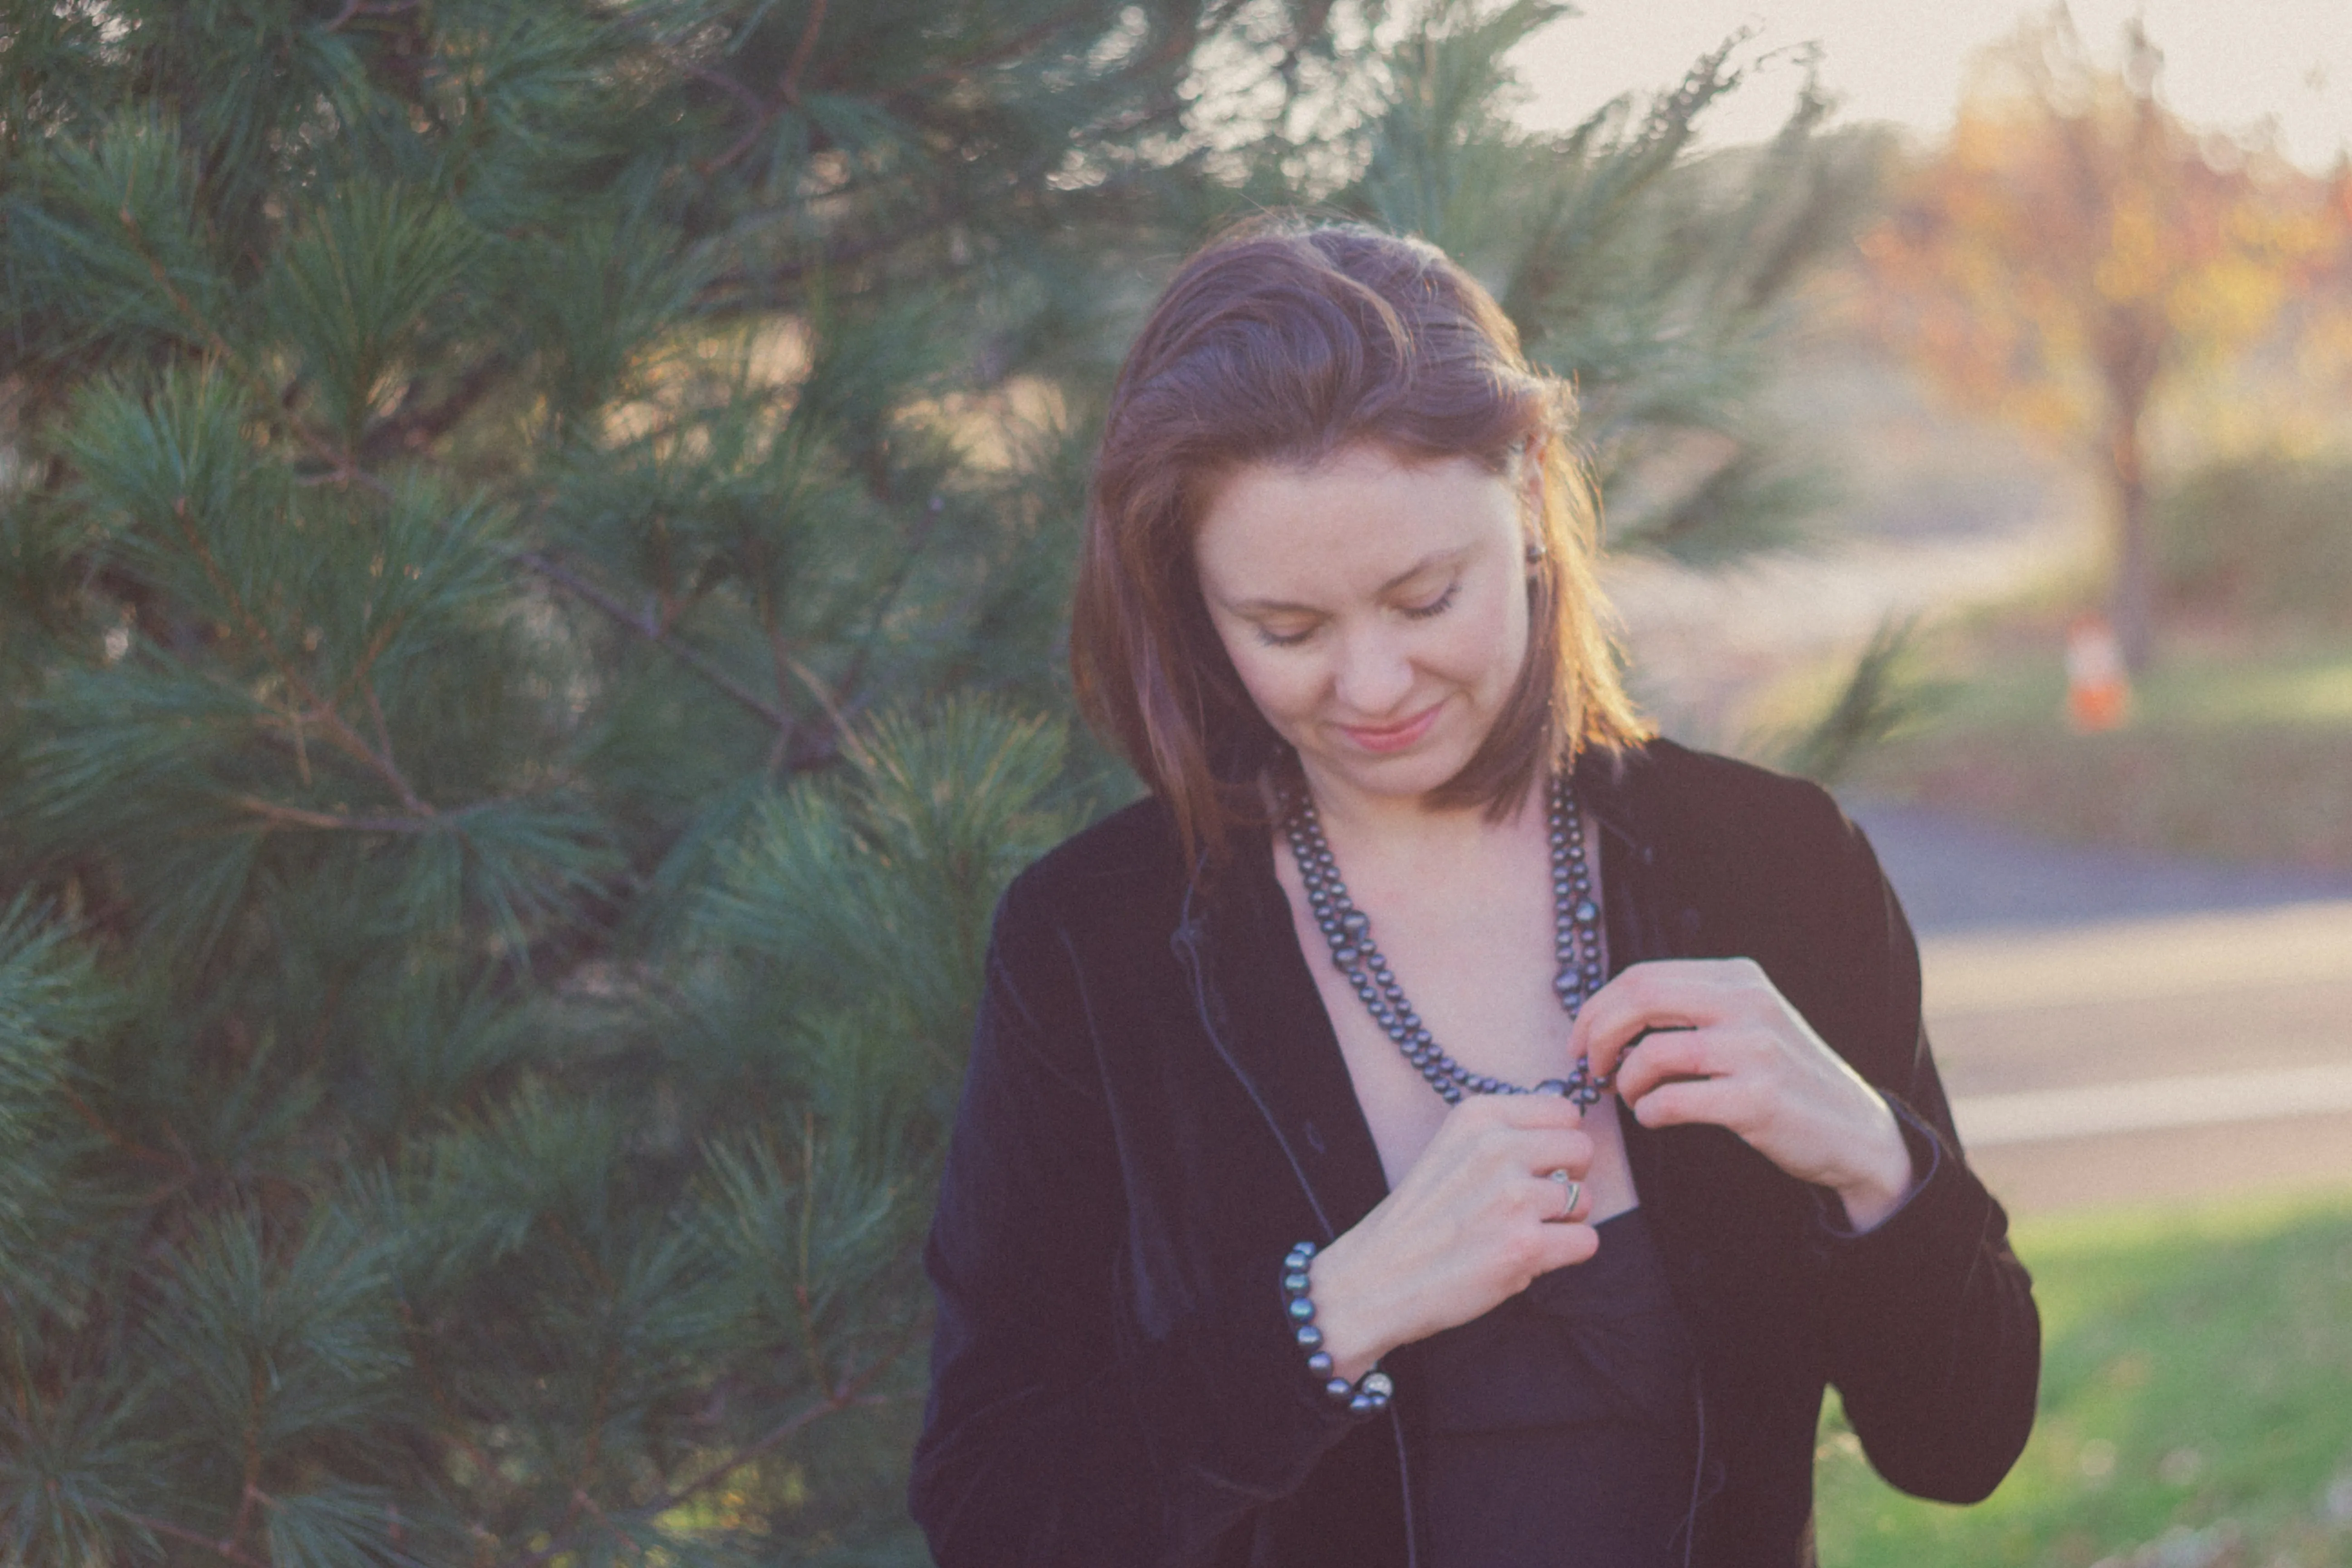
left=1400, top=581, right=1459, bottom=621
left=1252, top=620, right=1319, bottom=648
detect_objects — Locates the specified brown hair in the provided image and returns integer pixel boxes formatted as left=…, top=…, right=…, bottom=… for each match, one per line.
left=1069, top=216, right=1650, bottom=867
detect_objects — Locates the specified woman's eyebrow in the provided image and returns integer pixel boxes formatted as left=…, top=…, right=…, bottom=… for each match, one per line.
left=1219, top=549, right=1466, bottom=614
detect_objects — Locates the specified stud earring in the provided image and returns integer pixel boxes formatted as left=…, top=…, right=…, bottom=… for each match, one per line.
left=1524, top=539, right=1547, bottom=564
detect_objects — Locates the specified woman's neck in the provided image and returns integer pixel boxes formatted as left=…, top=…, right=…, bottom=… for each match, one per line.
left=1295, top=769, right=1549, bottom=875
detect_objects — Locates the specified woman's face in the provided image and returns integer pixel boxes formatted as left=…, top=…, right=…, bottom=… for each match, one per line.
left=1192, top=443, right=1536, bottom=817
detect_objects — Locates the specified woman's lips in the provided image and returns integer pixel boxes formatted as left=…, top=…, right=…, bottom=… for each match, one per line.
left=1337, top=702, right=1442, bottom=753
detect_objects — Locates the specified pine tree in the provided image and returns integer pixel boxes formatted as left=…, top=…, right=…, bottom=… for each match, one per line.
left=0, top=3, right=1873, bottom=1563
left=0, top=3, right=1326, bottom=1561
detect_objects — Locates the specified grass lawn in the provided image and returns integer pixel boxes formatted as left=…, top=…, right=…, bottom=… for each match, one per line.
left=1815, top=1191, right=2352, bottom=1567
left=1834, top=621, right=2352, bottom=872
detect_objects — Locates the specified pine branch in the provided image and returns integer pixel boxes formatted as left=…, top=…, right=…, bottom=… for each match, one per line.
left=696, top=2, right=1099, bottom=175
left=166, top=502, right=431, bottom=813
left=397, top=1301, right=503, bottom=1495
left=888, top=5, right=1098, bottom=98
left=691, top=189, right=981, bottom=308
left=777, top=0, right=828, bottom=107
left=514, top=549, right=788, bottom=729
left=358, top=352, right=514, bottom=465
left=696, top=0, right=834, bottom=173
left=554, top=1339, right=624, bottom=1543
left=118, top=1514, right=267, bottom=1561
left=229, top=1396, right=265, bottom=1559
left=792, top=1112, right=829, bottom=1392
left=60, top=1084, right=185, bottom=1174
left=492, top=1347, right=907, bottom=1568
left=229, top=794, right=439, bottom=834
left=322, top=0, right=422, bottom=32
left=111, top=1510, right=271, bottom=1568
left=823, top=490, right=946, bottom=741
left=112, top=201, right=381, bottom=493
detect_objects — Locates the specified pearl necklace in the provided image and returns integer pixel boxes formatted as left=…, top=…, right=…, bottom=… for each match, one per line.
left=1282, top=776, right=1614, bottom=1107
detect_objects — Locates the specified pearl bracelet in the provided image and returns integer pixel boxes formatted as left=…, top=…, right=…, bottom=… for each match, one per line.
left=1281, top=1241, right=1393, bottom=1416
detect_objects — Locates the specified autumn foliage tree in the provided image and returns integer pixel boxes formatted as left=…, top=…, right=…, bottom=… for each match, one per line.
left=1861, top=10, right=2334, bottom=670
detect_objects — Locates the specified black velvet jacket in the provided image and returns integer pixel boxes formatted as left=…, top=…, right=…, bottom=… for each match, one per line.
left=910, top=740, right=2040, bottom=1567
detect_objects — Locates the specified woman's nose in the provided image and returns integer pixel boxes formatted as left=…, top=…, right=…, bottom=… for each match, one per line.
left=1332, top=627, right=1415, bottom=714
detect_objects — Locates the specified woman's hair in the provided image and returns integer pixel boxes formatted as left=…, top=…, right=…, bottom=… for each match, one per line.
left=1069, top=216, right=1650, bottom=866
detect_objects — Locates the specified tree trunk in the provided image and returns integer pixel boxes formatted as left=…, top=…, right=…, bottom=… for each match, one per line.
left=2105, top=397, right=2156, bottom=674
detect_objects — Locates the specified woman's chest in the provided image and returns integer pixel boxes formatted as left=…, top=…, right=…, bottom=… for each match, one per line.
left=1272, top=817, right=1640, bottom=1207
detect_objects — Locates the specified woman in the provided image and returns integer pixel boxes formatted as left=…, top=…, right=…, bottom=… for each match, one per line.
left=909, top=220, right=2039, bottom=1568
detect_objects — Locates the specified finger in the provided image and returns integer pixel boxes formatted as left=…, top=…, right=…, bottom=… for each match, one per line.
left=1505, top=1130, right=1595, bottom=1188
left=1534, top=1168, right=1590, bottom=1225
left=1625, top=1076, right=1749, bottom=1134
left=1507, top=1219, right=1600, bottom=1284
left=1572, top=962, right=1721, bottom=1079
left=1448, top=1125, right=1593, bottom=1191
left=1607, top=1027, right=1720, bottom=1105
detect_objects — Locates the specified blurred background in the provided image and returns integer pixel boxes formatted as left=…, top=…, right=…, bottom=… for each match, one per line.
left=1, top=2, right=2347, bottom=1563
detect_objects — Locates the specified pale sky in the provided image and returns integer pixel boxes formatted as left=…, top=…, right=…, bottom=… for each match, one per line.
left=1510, top=1, right=2352, bottom=168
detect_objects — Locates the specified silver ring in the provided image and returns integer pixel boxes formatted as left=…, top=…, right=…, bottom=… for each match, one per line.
left=1546, top=1169, right=1581, bottom=1223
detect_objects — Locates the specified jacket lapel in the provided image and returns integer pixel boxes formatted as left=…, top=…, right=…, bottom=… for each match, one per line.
left=1182, top=832, right=1393, bottom=1240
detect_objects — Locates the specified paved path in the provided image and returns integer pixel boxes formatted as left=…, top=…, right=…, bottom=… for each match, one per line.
left=1847, top=801, right=2352, bottom=935
left=1844, top=802, right=2352, bottom=1215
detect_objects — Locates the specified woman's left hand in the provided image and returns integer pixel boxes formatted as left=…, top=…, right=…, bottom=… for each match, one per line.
left=1571, top=958, right=1917, bottom=1232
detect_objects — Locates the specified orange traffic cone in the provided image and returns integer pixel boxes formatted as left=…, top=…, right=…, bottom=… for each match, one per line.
left=2065, top=614, right=2131, bottom=732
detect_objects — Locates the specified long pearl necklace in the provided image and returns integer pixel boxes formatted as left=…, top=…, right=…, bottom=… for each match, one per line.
left=1283, top=775, right=1615, bottom=1107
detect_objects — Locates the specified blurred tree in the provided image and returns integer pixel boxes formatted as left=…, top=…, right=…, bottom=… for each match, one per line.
left=1858, top=9, right=2334, bottom=671
left=2153, top=450, right=2352, bottom=629
left=0, top=1, right=1869, bottom=1562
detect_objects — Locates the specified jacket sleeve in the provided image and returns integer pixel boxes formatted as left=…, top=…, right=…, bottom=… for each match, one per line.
left=908, top=873, right=1361, bottom=1567
left=1804, top=808, right=2042, bottom=1504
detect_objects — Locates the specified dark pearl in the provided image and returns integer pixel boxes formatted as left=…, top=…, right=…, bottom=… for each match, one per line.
left=1287, top=1298, right=1315, bottom=1323
left=1306, top=1351, right=1333, bottom=1377
left=1296, top=1324, right=1323, bottom=1348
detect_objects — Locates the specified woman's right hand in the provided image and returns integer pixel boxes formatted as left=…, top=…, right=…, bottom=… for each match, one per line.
left=1301, top=1093, right=1599, bottom=1381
